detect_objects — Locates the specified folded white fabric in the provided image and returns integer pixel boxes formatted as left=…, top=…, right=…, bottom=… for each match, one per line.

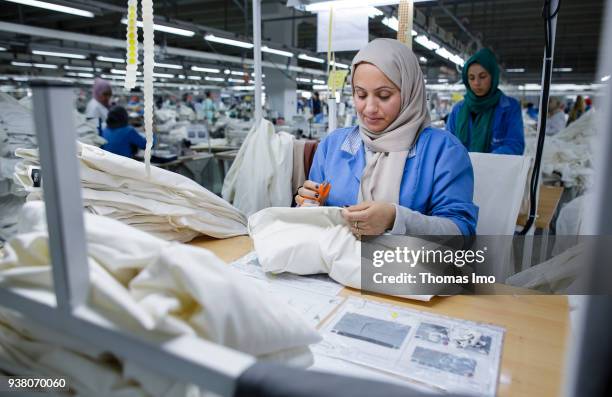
left=222, top=119, right=294, bottom=216
left=0, top=201, right=320, bottom=396
left=13, top=143, right=248, bottom=242
left=249, top=207, right=361, bottom=288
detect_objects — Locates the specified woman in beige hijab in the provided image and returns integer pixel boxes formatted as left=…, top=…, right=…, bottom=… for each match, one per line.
left=296, top=39, right=478, bottom=236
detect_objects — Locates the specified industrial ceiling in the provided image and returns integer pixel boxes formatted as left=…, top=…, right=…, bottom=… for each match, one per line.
left=0, top=0, right=605, bottom=87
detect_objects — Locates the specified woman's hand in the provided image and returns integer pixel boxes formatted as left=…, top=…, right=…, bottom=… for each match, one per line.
left=342, top=201, right=396, bottom=237
left=295, top=180, right=322, bottom=207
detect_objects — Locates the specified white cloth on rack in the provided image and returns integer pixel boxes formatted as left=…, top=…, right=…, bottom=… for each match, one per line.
left=469, top=153, right=531, bottom=235
left=13, top=143, right=247, bottom=242
left=222, top=119, right=294, bottom=216
left=0, top=201, right=320, bottom=357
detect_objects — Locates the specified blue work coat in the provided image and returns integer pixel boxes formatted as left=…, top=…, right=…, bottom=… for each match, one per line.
left=101, top=126, right=147, bottom=159
left=308, top=126, right=478, bottom=236
left=446, top=94, right=525, bottom=155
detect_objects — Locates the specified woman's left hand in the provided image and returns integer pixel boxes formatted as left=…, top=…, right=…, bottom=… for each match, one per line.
left=342, top=201, right=396, bottom=237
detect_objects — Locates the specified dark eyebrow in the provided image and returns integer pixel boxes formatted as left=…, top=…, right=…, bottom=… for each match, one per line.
left=354, top=85, right=396, bottom=91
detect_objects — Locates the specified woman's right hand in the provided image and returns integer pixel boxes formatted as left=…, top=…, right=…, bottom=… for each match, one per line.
left=295, top=180, right=322, bottom=207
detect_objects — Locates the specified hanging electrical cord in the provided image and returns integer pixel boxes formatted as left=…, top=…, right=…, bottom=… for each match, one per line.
left=141, top=0, right=155, bottom=176
left=519, top=0, right=561, bottom=235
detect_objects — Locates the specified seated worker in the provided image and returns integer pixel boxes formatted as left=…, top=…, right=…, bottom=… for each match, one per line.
left=295, top=39, right=478, bottom=237
left=446, top=48, right=525, bottom=155
left=101, top=106, right=147, bottom=159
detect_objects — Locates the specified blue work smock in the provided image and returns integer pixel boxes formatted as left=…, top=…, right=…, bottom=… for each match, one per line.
left=101, top=126, right=147, bottom=159
left=308, top=126, right=479, bottom=236
left=446, top=94, right=525, bottom=155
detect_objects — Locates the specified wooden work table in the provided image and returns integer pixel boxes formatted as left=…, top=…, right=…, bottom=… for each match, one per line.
left=190, top=235, right=570, bottom=397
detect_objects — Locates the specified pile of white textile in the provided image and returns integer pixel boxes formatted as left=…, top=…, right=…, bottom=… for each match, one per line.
left=0, top=93, right=104, bottom=241
left=525, top=111, right=596, bottom=191
left=14, top=143, right=247, bottom=242
left=222, top=119, right=294, bottom=216
left=0, top=201, right=320, bottom=397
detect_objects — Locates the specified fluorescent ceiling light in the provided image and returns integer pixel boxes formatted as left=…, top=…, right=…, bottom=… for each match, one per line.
left=64, top=65, right=96, bottom=72
left=205, top=76, right=225, bottom=82
left=32, top=49, right=86, bottom=59
left=231, top=71, right=247, bottom=76
left=438, top=78, right=448, bottom=83
left=232, top=86, right=255, bottom=91
left=415, top=35, right=439, bottom=51
left=3, top=0, right=94, bottom=17
left=111, top=68, right=142, bottom=76
left=297, top=78, right=311, bottom=83
left=34, top=63, right=58, bottom=69
left=178, top=74, right=185, bottom=79
left=553, top=67, right=573, bottom=72
left=224, top=69, right=231, bottom=74
left=312, top=79, right=326, bottom=84
left=187, top=75, right=202, bottom=80
left=101, top=74, right=125, bottom=80
left=191, top=66, right=221, bottom=73
left=97, top=56, right=124, bottom=63
left=601, top=75, right=611, bottom=82
left=367, top=7, right=383, bottom=18
left=153, top=72, right=174, bottom=78
left=449, top=54, right=464, bottom=66
left=262, top=46, right=293, bottom=57
left=204, top=34, right=253, bottom=49
left=435, top=47, right=453, bottom=59
left=0, top=46, right=6, bottom=51
left=121, top=18, right=195, bottom=37
left=419, top=56, right=427, bottom=63
left=330, top=60, right=349, bottom=69
left=305, top=1, right=417, bottom=12
left=298, top=54, right=325, bottom=64
left=154, top=62, right=183, bottom=70
left=251, top=72, right=266, bottom=78
left=11, top=61, right=57, bottom=69
left=227, top=78, right=245, bottom=83
left=66, top=72, right=94, bottom=78
left=313, top=84, right=328, bottom=90
left=506, top=68, right=525, bottom=73
left=382, top=17, right=398, bottom=31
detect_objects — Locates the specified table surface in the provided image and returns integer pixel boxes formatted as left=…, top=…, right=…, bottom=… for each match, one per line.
left=213, top=149, right=240, bottom=161
left=189, top=235, right=570, bottom=397
left=517, top=185, right=565, bottom=229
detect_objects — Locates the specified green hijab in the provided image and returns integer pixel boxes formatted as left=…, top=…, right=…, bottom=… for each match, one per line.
left=455, top=48, right=502, bottom=152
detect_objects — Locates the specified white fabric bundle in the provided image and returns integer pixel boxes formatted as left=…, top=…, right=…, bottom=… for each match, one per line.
left=13, top=143, right=247, bottom=242
left=0, top=202, right=320, bottom=395
left=249, top=207, right=361, bottom=288
left=248, top=207, right=435, bottom=301
left=0, top=93, right=104, bottom=241
left=222, top=119, right=294, bottom=216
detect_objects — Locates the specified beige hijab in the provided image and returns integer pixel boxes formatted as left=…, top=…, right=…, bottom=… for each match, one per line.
left=351, top=38, right=430, bottom=204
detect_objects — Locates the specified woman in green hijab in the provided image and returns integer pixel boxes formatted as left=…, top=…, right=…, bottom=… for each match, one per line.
left=446, top=48, right=525, bottom=154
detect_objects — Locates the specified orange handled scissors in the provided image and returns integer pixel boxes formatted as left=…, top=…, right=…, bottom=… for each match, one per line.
left=315, top=181, right=331, bottom=204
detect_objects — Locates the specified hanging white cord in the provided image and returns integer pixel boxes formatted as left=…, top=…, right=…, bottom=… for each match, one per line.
left=124, top=0, right=138, bottom=90
left=141, top=0, right=154, bottom=176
